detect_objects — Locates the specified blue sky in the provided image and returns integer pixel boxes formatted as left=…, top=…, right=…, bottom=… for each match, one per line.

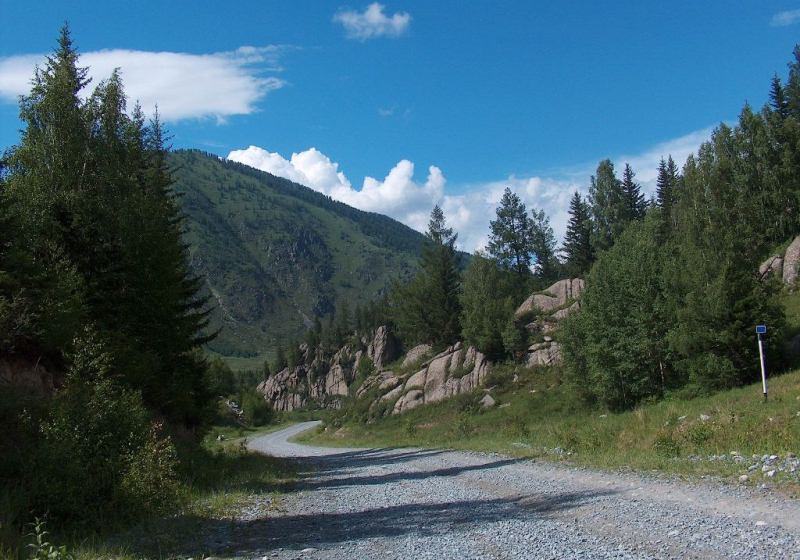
left=1, top=1, right=799, bottom=249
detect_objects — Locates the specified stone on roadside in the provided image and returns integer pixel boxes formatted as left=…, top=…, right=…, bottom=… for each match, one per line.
left=480, top=394, right=496, bottom=408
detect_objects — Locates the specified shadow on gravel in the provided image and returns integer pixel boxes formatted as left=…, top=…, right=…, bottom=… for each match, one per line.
left=300, top=447, right=451, bottom=475
left=288, top=457, right=522, bottom=491
left=143, top=490, right=618, bottom=558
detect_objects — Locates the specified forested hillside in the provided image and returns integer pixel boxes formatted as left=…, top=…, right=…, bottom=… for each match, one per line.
left=170, top=150, right=426, bottom=359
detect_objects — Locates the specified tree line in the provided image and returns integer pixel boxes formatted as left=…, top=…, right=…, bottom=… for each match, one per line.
left=296, top=46, right=800, bottom=415
left=1, top=27, right=216, bottom=534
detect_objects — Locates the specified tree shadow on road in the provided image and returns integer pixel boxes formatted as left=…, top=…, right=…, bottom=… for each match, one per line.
left=123, top=489, right=618, bottom=558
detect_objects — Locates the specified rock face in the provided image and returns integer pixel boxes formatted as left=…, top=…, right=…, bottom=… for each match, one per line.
left=402, top=344, right=432, bottom=368
left=257, top=326, right=401, bottom=411
left=367, top=325, right=399, bottom=370
left=783, top=235, right=800, bottom=287
left=392, top=342, right=490, bottom=415
left=759, top=234, right=800, bottom=288
left=526, top=341, right=563, bottom=367
left=515, top=278, right=584, bottom=319
left=0, top=357, right=57, bottom=394
left=515, top=278, right=585, bottom=367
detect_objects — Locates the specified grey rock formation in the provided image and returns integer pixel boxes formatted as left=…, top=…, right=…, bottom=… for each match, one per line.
left=367, top=325, right=400, bottom=369
left=759, top=255, right=784, bottom=281
left=516, top=278, right=585, bottom=367
left=391, top=343, right=490, bottom=415
left=526, top=341, right=562, bottom=367
left=258, top=326, right=399, bottom=411
left=402, top=343, right=432, bottom=368
left=515, top=278, right=584, bottom=319
left=783, top=235, right=800, bottom=287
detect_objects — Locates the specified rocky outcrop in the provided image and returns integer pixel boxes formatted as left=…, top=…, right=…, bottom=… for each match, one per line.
left=515, top=278, right=584, bottom=319
left=391, top=342, right=490, bottom=414
left=759, top=235, right=800, bottom=288
left=526, top=340, right=562, bottom=367
left=784, top=235, right=800, bottom=287
left=257, top=326, right=400, bottom=411
left=366, top=325, right=400, bottom=369
left=515, top=278, right=585, bottom=367
left=402, top=344, right=432, bottom=368
left=0, top=357, right=57, bottom=395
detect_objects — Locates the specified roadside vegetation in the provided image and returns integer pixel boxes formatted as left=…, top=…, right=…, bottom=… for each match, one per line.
left=299, top=363, right=800, bottom=493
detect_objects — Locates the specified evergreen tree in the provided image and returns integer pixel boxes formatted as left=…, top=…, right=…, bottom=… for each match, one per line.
left=393, top=205, right=461, bottom=346
left=588, top=159, right=626, bottom=252
left=460, top=254, right=517, bottom=359
left=770, top=74, right=789, bottom=118
left=621, top=163, right=646, bottom=222
left=487, top=187, right=534, bottom=277
left=529, top=208, right=558, bottom=281
left=655, top=156, right=680, bottom=230
left=4, top=25, right=213, bottom=424
left=561, top=192, right=594, bottom=276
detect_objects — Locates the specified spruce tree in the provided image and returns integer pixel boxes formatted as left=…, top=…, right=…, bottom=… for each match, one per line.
left=487, top=187, right=534, bottom=277
left=393, top=205, right=461, bottom=346
left=621, top=163, right=646, bottom=222
left=561, top=191, right=594, bottom=276
left=655, top=156, right=680, bottom=231
left=770, top=74, right=789, bottom=118
left=529, top=208, right=558, bottom=281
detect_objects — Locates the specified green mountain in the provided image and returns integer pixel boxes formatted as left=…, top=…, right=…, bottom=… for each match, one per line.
left=170, top=149, right=425, bottom=360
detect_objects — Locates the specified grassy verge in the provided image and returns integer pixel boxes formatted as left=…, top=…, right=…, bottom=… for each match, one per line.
left=57, top=424, right=296, bottom=560
left=299, top=364, right=800, bottom=494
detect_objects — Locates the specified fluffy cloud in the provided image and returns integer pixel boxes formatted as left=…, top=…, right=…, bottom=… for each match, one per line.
left=0, top=46, right=286, bottom=122
left=771, top=9, right=800, bottom=27
left=227, top=146, right=443, bottom=231
left=228, top=125, right=713, bottom=253
left=333, top=3, right=411, bottom=40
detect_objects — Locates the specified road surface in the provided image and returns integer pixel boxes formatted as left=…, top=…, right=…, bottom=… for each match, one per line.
left=206, top=421, right=800, bottom=559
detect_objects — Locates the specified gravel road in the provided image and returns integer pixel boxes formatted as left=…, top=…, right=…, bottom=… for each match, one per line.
left=203, top=421, right=800, bottom=559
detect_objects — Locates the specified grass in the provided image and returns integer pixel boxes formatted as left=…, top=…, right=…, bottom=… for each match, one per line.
left=24, top=423, right=299, bottom=560
left=299, top=363, right=800, bottom=494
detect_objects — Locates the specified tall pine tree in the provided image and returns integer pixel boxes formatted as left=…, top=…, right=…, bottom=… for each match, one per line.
left=487, top=187, right=534, bottom=277
left=561, top=191, right=594, bottom=277
left=621, top=163, right=646, bottom=222
left=393, top=205, right=461, bottom=346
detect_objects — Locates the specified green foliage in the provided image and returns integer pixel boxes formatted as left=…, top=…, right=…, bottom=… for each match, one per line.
left=487, top=187, right=534, bottom=277
left=238, top=389, right=274, bottom=426
left=170, top=149, right=425, bottom=357
left=588, top=159, right=627, bottom=252
left=561, top=191, right=594, bottom=277
left=529, top=208, right=559, bottom=281
left=460, top=254, right=516, bottom=359
left=26, top=518, right=74, bottom=560
left=392, top=206, right=462, bottom=346
left=501, top=319, right=528, bottom=362
left=4, top=26, right=213, bottom=425
left=563, top=217, right=672, bottom=410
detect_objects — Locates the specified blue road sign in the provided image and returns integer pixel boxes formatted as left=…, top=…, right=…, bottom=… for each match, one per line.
left=756, top=325, right=767, bottom=334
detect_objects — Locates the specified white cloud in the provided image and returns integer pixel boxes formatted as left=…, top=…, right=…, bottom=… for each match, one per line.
left=227, top=146, right=443, bottom=231
left=0, top=46, right=287, bottom=122
left=334, top=3, right=411, bottom=40
left=771, top=9, right=800, bottom=26
left=227, top=125, right=713, bottom=253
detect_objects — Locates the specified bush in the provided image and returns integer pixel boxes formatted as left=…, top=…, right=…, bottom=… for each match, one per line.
left=239, top=389, right=274, bottom=426
left=31, top=373, right=180, bottom=526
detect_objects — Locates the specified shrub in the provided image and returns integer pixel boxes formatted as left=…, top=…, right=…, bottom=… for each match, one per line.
left=239, top=389, right=274, bottom=426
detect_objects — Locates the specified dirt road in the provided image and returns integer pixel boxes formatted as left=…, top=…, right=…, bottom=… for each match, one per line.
left=230, top=421, right=800, bottom=559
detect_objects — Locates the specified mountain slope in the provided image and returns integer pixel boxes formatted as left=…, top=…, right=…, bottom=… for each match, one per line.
left=169, top=149, right=425, bottom=359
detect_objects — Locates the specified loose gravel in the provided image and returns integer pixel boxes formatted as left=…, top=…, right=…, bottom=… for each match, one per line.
left=199, top=421, right=800, bottom=559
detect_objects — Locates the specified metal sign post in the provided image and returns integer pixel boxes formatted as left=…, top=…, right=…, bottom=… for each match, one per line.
left=756, top=325, right=767, bottom=401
